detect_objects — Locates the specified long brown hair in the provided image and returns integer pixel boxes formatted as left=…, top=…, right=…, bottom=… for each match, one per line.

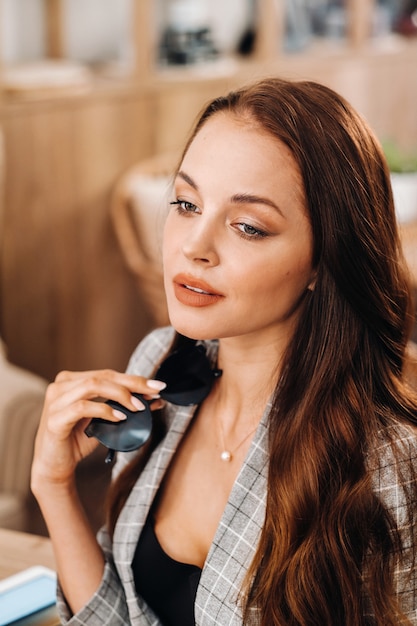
left=108, top=79, right=417, bottom=624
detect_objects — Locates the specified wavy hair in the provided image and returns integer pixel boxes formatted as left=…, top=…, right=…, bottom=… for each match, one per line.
left=107, top=78, right=417, bottom=625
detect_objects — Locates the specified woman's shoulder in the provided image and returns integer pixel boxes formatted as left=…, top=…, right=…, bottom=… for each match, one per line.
left=374, top=420, right=417, bottom=458
left=369, top=420, right=417, bottom=476
left=369, top=420, right=417, bottom=504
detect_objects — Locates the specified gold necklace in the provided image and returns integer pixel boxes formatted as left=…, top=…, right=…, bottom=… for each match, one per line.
left=218, top=421, right=258, bottom=462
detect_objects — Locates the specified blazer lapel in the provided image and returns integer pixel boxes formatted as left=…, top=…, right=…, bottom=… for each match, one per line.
left=195, top=402, right=270, bottom=626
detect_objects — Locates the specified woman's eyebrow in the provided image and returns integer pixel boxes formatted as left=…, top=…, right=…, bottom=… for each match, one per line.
left=177, top=170, right=198, bottom=190
left=176, top=172, right=285, bottom=218
left=231, top=193, right=285, bottom=217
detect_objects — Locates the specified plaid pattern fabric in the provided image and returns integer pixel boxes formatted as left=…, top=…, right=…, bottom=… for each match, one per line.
left=57, top=327, right=417, bottom=625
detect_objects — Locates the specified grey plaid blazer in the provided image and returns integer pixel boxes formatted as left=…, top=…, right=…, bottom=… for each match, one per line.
left=58, top=327, right=417, bottom=625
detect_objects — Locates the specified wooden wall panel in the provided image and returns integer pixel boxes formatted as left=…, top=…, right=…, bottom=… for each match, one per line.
left=1, top=92, right=157, bottom=380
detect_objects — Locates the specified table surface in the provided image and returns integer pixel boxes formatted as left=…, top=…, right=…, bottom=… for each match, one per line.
left=0, top=528, right=59, bottom=626
left=0, top=528, right=56, bottom=580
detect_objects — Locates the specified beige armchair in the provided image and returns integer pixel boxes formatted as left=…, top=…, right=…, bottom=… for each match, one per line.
left=0, top=339, right=47, bottom=530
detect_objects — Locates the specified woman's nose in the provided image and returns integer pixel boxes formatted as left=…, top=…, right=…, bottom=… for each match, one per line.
left=181, top=219, right=220, bottom=265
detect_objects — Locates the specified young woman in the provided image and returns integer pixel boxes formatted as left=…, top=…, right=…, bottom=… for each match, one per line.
left=31, top=78, right=417, bottom=625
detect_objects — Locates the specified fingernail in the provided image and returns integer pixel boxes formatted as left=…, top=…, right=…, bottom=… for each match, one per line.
left=113, top=409, right=127, bottom=420
left=147, top=379, right=167, bottom=391
left=131, top=396, right=146, bottom=411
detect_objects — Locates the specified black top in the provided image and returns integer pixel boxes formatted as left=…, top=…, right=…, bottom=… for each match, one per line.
left=132, top=515, right=202, bottom=626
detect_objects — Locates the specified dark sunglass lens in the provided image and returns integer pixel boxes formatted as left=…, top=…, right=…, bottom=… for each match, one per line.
left=156, top=345, right=215, bottom=405
left=85, top=398, right=152, bottom=452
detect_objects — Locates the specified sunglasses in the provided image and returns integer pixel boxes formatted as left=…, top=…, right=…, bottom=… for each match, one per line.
left=85, top=343, right=221, bottom=461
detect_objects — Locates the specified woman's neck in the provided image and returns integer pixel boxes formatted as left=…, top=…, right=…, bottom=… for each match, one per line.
left=209, top=334, right=285, bottom=432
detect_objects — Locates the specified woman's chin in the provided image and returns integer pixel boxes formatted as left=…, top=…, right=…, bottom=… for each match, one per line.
left=170, top=322, right=213, bottom=341
left=167, top=311, right=217, bottom=341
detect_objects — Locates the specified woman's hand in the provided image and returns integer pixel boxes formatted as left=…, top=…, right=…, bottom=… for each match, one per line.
left=31, top=369, right=166, bottom=494
left=30, top=369, right=166, bottom=614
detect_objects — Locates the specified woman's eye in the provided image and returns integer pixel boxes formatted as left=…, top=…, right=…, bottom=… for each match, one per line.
left=236, top=222, right=268, bottom=239
left=170, top=200, right=199, bottom=213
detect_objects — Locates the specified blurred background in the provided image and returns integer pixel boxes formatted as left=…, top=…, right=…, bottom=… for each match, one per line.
left=0, top=0, right=416, bottom=535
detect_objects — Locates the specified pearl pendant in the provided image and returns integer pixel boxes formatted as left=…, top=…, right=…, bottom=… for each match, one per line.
left=220, top=450, right=232, bottom=462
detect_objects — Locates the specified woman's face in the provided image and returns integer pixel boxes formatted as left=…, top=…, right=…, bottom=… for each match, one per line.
left=163, top=113, right=315, bottom=345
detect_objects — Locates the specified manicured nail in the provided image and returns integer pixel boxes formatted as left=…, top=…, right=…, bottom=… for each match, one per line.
left=113, top=409, right=127, bottom=420
left=131, top=396, right=146, bottom=411
left=147, top=379, right=167, bottom=391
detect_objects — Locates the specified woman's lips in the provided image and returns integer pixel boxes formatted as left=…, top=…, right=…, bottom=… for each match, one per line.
left=173, top=274, right=224, bottom=307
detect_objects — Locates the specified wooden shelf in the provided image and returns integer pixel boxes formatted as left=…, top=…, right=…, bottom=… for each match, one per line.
left=0, top=0, right=385, bottom=80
